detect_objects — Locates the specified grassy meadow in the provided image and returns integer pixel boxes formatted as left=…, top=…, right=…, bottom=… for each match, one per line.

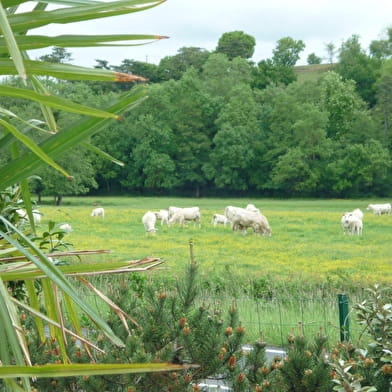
left=38, top=196, right=391, bottom=286
left=35, top=196, right=391, bottom=345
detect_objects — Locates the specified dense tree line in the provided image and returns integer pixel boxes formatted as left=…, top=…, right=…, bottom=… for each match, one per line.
left=2, top=29, right=392, bottom=202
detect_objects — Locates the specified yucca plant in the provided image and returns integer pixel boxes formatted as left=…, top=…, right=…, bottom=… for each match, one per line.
left=0, top=1, right=186, bottom=390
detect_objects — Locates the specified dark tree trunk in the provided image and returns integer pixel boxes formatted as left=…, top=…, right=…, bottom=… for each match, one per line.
left=55, top=195, right=63, bottom=206
left=195, top=185, right=200, bottom=198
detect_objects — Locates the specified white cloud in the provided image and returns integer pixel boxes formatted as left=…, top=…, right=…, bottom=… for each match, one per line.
left=28, top=0, right=392, bottom=67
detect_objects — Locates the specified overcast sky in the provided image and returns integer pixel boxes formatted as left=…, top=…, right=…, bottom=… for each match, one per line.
left=29, top=0, right=392, bottom=67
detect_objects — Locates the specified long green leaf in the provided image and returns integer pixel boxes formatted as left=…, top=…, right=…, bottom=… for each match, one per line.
left=0, top=85, right=147, bottom=189
left=9, top=0, right=165, bottom=32
left=9, top=141, right=39, bottom=233
left=0, top=59, right=148, bottom=82
left=42, top=279, right=69, bottom=363
left=82, top=142, right=125, bottom=166
left=0, top=362, right=186, bottom=378
left=25, top=280, right=46, bottom=343
left=0, top=34, right=167, bottom=51
left=19, top=178, right=38, bottom=233
left=0, top=107, right=50, bottom=134
left=0, top=218, right=125, bottom=347
left=0, top=118, right=72, bottom=179
left=0, top=279, right=31, bottom=390
left=29, top=74, right=59, bottom=133
left=3, top=0, right=139, bottom=8
left=11, top=295, right=106, bottom=353
left=0, top=85, right=122, bottom=119
left=0, top=2, right=26, bottom=80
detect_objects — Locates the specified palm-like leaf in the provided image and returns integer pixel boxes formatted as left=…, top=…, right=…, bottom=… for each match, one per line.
left=0, top=0, right=179, bottom=389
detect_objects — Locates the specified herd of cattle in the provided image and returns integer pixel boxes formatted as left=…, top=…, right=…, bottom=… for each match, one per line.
left=141, top=202, right=391, bottom=236
left=14, top=202, right=391, bottom=237
left=142, top=204, right=272, bottom=236
left=338, top=203, right=390, bottom=236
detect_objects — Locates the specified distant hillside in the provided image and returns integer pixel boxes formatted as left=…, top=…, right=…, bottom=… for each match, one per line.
left=294, top=63, right=336, bottom=82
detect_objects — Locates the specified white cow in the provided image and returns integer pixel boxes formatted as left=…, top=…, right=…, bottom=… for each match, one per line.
left=211, top=213, right=229, bottom=227
left=366, top=203, right=391, bottom=215
left=351, top=208, right=364, bottom=220
left=224, top=206, right=247, bottom=226
left=341, top=208, right=363, bottom=235
left=142, top=211, right=157, bottom=234
left=59, top=223, right=73, bottom=233
left=168, top=207, right=201, bottom=227
left=91, top=207, right=105, bottom=218
left=245, top=204, right=261, bottom=214
left=341, top=213, right=363, bottom=235
left=231, top=209, right=272, bottom=236
left=154, top=209, right=169, bottom=226
left=16, top=208, right=41, bottom=224
left=168, top=206, right=182, bottom=219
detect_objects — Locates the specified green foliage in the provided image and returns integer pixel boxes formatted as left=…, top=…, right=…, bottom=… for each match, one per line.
left=369, top=26, right=392, bottom=59
left=38, top=47, right=73, bottom=64
left=279, top=332, right=332, bottom=392
left=4, top=28, right=392, bottom=198
left=307, top=53, right=322, bottom=65
left=216, top=30, right=256, bottom=60
left=336, top=35, right=381, bottom=106
left=330, top=284, right=392, bottom=392
left=0, top=0, right=187, bottom=389
left=157, top=46, right=210, bottom=81
left=320, top=71, right=366, bottom=138
left=273, top=37, right=306, bottom=67
left=30, top=146, right=98, bottom=205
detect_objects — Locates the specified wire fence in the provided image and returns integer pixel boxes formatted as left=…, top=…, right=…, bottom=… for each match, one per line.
left=80, top=277, right=365, bottom=349
left=197, top=293, right=363, bottom=348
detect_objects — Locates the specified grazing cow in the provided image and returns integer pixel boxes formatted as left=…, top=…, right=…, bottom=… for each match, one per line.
left=142, top=211, right=157, bottom=234
left=168, top=207, right=201, bottom=227
left=224, top=206, right=247, bottom=227
left=211, top=213, right=229, bottom=227
left=154, top=209, right=169, bottom=226
left=245, top=203, right=261, bottom=214
left=16, top=208, right=41, bottom=224
left=341, top=208, right=363, bottom=235
left=91, top=207, right=104, bottom=218
left=351, top=208, right=364, bottom=220
left=341, top=213, right=363, bottom=235
left=168, top=206, right=182, bottom=220
left=366, top=203, right=391, bottom=215
left=59, top=223, right=72, bottom=233
left=231, top=209, right=272, bottom=236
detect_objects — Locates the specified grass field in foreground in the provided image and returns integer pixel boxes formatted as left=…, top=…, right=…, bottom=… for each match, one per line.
left=38, top=196, right=391, bottom=286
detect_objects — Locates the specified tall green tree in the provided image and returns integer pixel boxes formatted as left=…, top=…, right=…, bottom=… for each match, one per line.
left=336, top=34, right=381, bottom=106
left=272, top=36, right=306, bottom=67
left=124, top=113, right=178, bottom=191
left=369, top=26, right=392, bottom=59
left=31, top=147, right=98, bottom=205
left=253, top=37, right=305, bottom=88
left=167, top=69, right=213, bottom=196
left=319, top=71, right=367, bottom=139
left=323, top=140, right=391, bottom=196
left=215, top=30, right=256, bottom=60
left=157, top=46, right=210, bottom=81
left=202, top=53, right=253, bottom=102
left=38, top=47, right=73, bottom=64
left=307, top=53, right=322, bottom=65
left=373, top=59, right=392, bottom=145
left=205, top=84, right=258, bottom=190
